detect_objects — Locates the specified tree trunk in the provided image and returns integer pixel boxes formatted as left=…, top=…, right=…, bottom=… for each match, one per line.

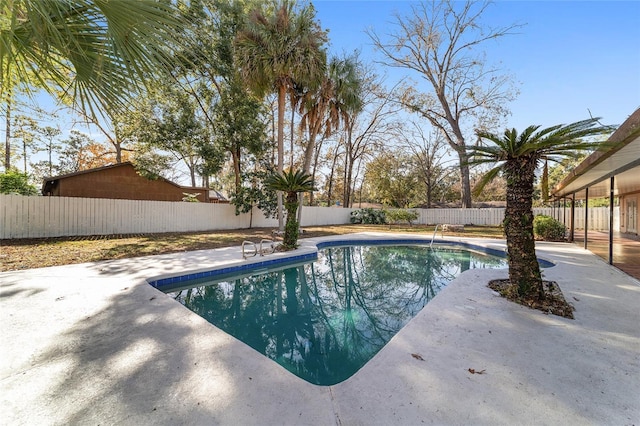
left=48, top=145, right=53, bottom=176
left=231, top=148, right=241, bottom=194
left=344, top=153, right=354, bottom=208
left=290, top=104, right=295, bottom=168
left=189, top=165, right=196, bottom=188
left=310, top=140, right=323, bottom=206
left=327, top=151, right=339, bottom=207
left=5, top=96, right=11, bottom=172
left=343, top=128, right=353, bottom=208
left=504, top=157, right=544, bottom=300
left=276, top=86, right=287, bottom=230
left=458, top=150, right=472, bottom=208
left=22, top=139, right=27, bottom=173
left=283, top=191, right=300, bottom=249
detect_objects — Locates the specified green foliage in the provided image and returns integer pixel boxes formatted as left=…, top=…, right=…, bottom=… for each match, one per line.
left=181, top=192, right=200, bottom=202
left=211, top=81, right=268, bottom=190
left=1, top=0, right=186, bottom=119
left=230, top=161, right=278, bottom=220
left=385, top=209, right=419, bottom=226
left=235, top=2, right=328, bottom=100
left=0, top=170, right=39, bottom=195
left=350, top=208, right=386, bottom=225
left=365, top=152, right=419, bottom=208
left=533, top=215, right=566, bottom=241
left=56, top=130, right=97, bottom=174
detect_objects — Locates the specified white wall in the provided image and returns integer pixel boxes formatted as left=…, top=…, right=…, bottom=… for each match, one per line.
left=0, top=194, right=617, bottom=239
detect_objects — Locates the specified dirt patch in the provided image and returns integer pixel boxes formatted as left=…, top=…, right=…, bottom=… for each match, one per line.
left=488, top=279, right=575, bottom=319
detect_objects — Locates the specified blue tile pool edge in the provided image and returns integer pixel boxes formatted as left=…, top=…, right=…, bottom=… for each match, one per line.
left=147, top=238, right=555, bottom=289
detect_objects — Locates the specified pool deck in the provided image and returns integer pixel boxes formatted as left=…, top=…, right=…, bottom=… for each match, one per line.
left=1, top=233, right=639, bottom=425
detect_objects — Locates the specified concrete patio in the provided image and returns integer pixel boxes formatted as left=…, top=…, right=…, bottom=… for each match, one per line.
left=1, top=234, right=639, bottom=425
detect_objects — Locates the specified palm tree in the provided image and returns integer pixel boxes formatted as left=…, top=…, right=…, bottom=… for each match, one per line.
left=235, top=1, right=327, bottom=230
left=265, top=169, right=314, bottom=250
left=1, top=0, right=184, bottom=119
left=469, top=118, right=613, bottom=301
left=300, top=54, right=363, bottom=175
left=297, top=53, right=363, bottom=214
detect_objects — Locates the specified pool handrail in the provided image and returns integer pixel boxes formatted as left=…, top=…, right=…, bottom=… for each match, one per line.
left=259, top=238, right=276, bottom=256
left=242, top=240, right=257, bottom=259
left=430, top=224, right=444, bottom=248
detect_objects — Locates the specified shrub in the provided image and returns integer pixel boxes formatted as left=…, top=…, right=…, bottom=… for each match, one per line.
left=350, top=208, right=386, bottom=224
left=0, top=170, right=39, bottom=195
left=385, top=209, right=419, bottom=226
left=182, top=192, right=200, bottom=202
left=533, top=215, right=566, bottom=241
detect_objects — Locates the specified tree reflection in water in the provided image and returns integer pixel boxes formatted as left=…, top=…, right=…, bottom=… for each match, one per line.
left=169, top=245, right=506, bottom=385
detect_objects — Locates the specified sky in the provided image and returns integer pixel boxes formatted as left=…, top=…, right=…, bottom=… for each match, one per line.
left=312, top=0, right=640, bottom=130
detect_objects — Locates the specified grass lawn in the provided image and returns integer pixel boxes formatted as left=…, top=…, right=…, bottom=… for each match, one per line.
left=0, top=224, right=504, bottom=272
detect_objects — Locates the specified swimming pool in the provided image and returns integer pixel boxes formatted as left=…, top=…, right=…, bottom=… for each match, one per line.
left=153, top=243, right=510, bottom=385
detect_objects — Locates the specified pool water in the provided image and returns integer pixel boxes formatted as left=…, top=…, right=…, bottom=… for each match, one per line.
left=162, top=244, right=507, bottom=385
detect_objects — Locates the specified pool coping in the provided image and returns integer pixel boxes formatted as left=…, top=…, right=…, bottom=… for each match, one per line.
left=1, top=233, right=639, bottom=425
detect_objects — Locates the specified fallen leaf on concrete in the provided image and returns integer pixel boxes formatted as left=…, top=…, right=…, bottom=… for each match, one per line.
left=411, top=353, right=425, bottom=361
left=468, top=368, right=486, bottom=374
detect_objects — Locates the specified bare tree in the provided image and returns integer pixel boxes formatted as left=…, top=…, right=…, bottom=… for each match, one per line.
left=340, top=76, right=400, bottom=208
left=369, top=0, right=520, bottom=207
left=399, top=120, right=453, bottom=208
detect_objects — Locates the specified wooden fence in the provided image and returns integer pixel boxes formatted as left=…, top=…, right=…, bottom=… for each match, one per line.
left=0, top=194, right=617, bottom=239
left=416, top=206, right=618, bottom=231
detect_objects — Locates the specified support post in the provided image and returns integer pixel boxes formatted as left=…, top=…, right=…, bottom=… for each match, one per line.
left=584, top=188, right=589, bottom=250
left=569, top=193, right=575, bottom=242
left=609, top=176, right=614, bottom=265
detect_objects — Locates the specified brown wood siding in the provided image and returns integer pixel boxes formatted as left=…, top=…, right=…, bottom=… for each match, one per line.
left=52, top=164, right=209, bottom=202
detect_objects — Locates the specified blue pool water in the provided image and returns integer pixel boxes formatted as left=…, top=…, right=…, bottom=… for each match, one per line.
left=155, top=243, right=510, bottom=385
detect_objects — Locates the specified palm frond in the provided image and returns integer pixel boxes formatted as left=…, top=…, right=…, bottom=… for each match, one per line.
left=265, top=168, right=315, bottom=193
left=472, top=166, right=502, bottom=197
left=1, top=0, right=187, bottom=118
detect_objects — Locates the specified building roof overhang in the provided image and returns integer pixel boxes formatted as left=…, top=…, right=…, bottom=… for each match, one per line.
left=552, top=109, right=640, bottom=200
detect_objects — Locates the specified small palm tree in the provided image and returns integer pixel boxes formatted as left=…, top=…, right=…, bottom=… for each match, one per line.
left=265, top=169, right=315, bottom=250
left=469, top=118, right=612, bottom=301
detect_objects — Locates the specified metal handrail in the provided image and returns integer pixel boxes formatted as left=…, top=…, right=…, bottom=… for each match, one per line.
left=430, top=224, right=443, bottom=248
left=259, top=238, right=275, bottom=256
left=242, top=240, right=257, bottom=259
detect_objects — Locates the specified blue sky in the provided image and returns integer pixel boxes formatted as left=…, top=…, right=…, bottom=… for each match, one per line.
left=313, top=0, right=640, bottom=129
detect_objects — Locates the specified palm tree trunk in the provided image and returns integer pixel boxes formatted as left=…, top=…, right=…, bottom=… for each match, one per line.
left=310, top=140, right=323, bottom=206
left=504, top=158, right=544, bottom=300
left=5, top=94, right=11, bottom=172
left=283, top=192, right=300, bottom=249
left=277, top=85, right=286, bottom=231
